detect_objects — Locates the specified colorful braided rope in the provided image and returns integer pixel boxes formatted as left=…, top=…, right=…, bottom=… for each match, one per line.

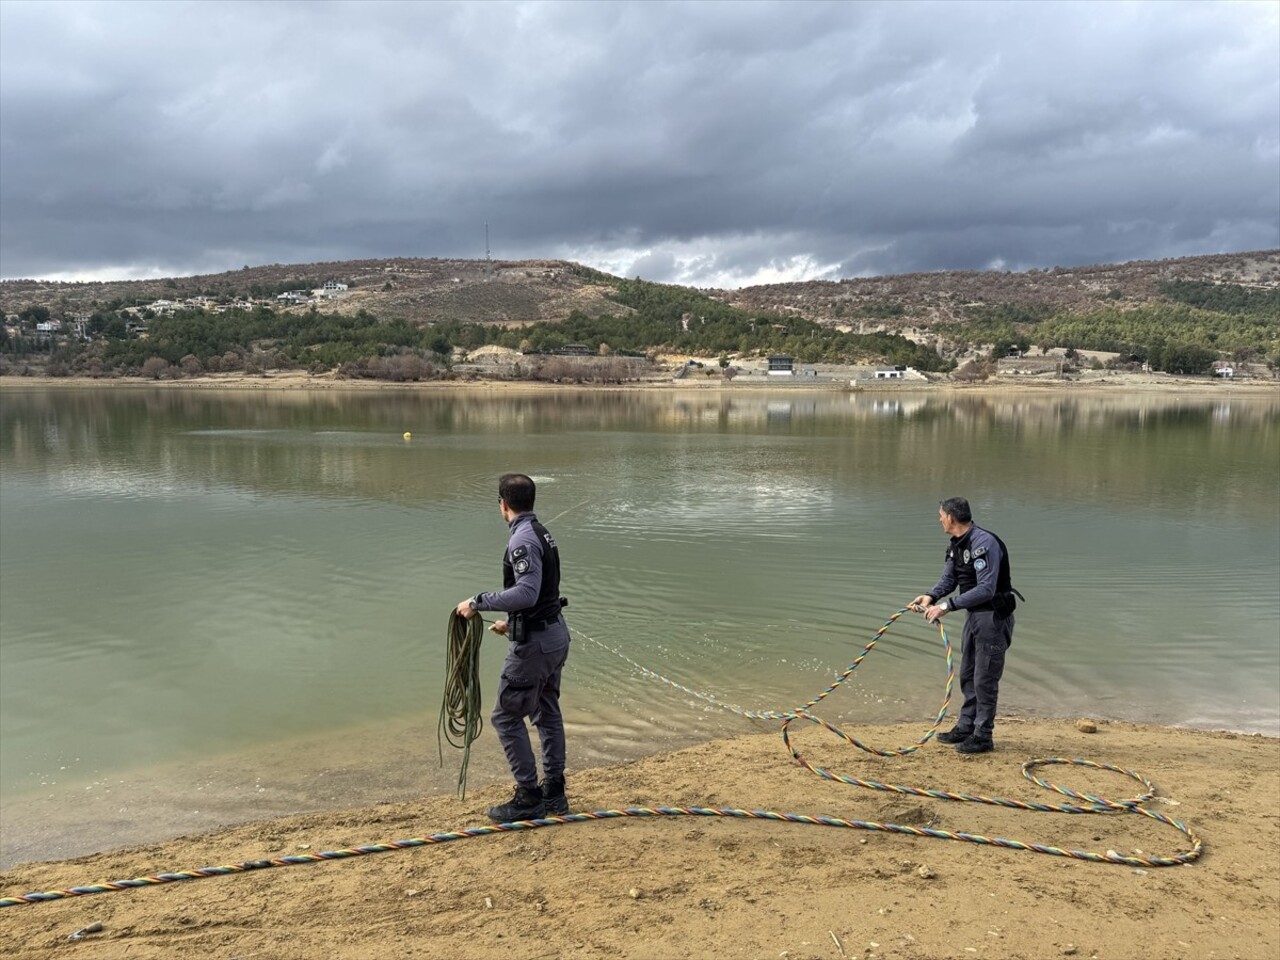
left=0, top=609, right=1201, bottom=908
left=579, top=609, right=1201, bottom=867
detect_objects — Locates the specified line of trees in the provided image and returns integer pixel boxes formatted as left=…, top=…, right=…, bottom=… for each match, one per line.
left=1157, top=279, right=1280, bottom=314
left=934, top=298, right=1278, bottom=374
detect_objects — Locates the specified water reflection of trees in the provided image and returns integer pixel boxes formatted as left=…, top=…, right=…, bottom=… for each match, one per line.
left=1, top=387, right=1275, bottom=519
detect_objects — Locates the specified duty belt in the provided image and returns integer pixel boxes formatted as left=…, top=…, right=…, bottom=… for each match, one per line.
left=510, top=598, right=569, bottom=641
left=521, top=613, right=562, bottom=631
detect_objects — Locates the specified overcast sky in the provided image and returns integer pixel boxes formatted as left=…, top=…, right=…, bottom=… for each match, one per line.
left=1, top=0, right=1277, bottom=288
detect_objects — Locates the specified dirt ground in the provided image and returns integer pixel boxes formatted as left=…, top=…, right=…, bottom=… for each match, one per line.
left=1, top=718, right=1276, bottom=960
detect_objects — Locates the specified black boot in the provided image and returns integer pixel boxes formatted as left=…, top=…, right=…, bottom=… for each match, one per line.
left=541, top=776, right=569, bottom=815
left=935, top=725, right=973, bottom=745
left=486, top=784, right=546, bottom=823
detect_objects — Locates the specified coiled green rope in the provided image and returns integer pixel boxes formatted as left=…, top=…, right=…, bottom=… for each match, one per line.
left=437, top=610, right=485, bottom=798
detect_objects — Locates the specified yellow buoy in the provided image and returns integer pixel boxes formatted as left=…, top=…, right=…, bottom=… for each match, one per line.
left=403, top=432, right=412, bottom=440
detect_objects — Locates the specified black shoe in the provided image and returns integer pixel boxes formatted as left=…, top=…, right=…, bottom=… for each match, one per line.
left=486, top=785, right=546, bottom=823
left=541, top=776, right=569, bottom=816
left=936, top=726, right=974, bottom=745
left=956, top=736, right=994, bottom=755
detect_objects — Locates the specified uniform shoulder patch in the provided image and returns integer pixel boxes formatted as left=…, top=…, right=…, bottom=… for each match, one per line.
left=511, top=542, right=532, bottom=574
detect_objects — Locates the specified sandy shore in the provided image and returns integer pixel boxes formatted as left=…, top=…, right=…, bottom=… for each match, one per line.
left=1, top=718, right=1276, bottom=960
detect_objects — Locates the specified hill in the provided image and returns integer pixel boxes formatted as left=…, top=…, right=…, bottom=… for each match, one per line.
left=2, top=250, right=1277, bottom=380
left=0, top=258, right=624, bottom=326
left=3, top=250, right=1277, bottom=331
left=724, top=250, right=1280, bottom=334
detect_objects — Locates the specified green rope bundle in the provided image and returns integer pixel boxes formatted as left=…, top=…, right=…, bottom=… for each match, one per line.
left=438, top=611, right=486, bottom=798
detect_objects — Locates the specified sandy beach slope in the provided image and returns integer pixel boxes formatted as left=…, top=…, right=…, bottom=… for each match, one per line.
left=1, top=718, right=1276, bottom=960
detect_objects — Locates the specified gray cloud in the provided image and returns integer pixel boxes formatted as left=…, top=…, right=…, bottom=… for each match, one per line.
left=1, top=0, right=1276, bottom=287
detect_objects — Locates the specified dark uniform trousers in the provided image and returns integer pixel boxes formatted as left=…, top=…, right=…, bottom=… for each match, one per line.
left=491, top=622, right=570, bottom=788
left=957, top=610, right=1014, bottom=739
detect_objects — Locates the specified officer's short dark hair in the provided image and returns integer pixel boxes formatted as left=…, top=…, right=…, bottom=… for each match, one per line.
left=499, top=473, right=536, bottom=512
left=939, top=497, right=972, bottom=523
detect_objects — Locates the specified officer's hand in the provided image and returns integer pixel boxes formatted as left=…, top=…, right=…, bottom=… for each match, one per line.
left=489, top=620, right=509, bottom=636
left=909, top=595, right=933, bottom=613
left=455, top=599, right=478, bottom=619
left=924, top=604, right=947, bottom=623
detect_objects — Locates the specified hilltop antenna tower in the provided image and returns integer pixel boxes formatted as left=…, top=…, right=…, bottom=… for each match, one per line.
left=484, top=222, right=494, bottom=281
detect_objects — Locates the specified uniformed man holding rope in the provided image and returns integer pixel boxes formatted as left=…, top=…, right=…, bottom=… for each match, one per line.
left=456, top=473, right=571, bottom=821
left=910, top=497, right=1021, bottom=755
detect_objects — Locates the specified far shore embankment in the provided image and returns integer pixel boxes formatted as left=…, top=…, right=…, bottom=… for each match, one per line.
left=2, top=369, right=1278, bottom=396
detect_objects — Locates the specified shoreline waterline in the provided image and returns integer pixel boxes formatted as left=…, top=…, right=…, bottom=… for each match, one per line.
left=2, top=370, right=1278, bottom=396
left=2, top=697, right=1274, bottom=872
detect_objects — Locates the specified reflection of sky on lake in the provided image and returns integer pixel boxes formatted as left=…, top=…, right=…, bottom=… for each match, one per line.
left=48, top=464, right=191, bottom=501
left=597, top=465, right=835, bottom=541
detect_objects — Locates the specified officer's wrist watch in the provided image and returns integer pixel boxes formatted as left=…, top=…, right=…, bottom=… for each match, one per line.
left=939, top=599, right=950, bottom=612
left=468, top=597, right=479, bottom=611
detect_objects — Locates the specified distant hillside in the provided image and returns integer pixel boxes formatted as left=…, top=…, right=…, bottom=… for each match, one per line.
left=2, top=250, right=1277, bottom=381
left=721, top=250, right=1280, bottom=335
left=0, top=258, right=625, bottom=326
left=3, top=250, right=1277, bottom=335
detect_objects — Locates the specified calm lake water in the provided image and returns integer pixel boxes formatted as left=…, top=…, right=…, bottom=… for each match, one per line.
left=1, top=384, right=1277, bottom=867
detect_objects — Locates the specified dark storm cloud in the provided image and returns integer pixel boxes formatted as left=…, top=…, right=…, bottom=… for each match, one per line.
left=1, top=0, right=1276, bottom=286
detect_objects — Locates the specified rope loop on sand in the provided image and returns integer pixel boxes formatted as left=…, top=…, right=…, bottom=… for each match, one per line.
left=578, top=608, right=1202, bottom=867
left=0, top=609, right=1202, bottom=908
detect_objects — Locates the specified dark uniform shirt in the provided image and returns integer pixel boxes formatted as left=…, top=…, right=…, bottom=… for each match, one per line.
left=929, top=525, right=1007, bottom=612
left=474, top=512, right=561, bottom=621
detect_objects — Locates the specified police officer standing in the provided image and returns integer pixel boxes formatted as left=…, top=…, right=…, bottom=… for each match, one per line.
left=456, top=473, right=571, bottom=821
left=910, top=497, right=1019, bottom=755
